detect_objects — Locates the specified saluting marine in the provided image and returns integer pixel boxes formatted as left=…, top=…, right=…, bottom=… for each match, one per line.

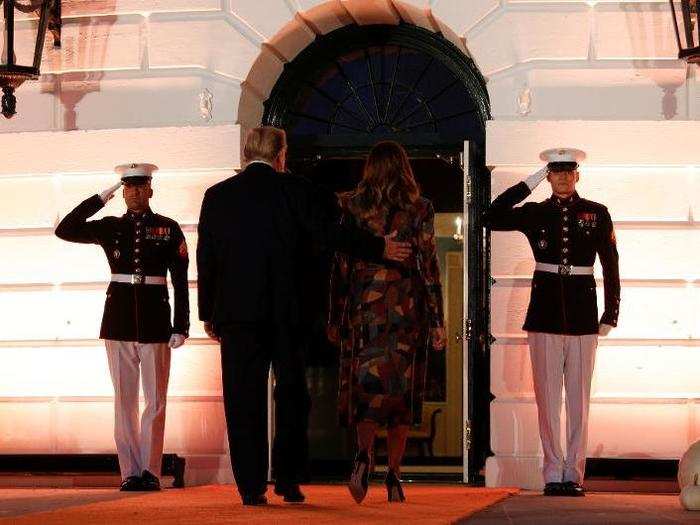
left=55, top=163, right=189, bottom=492
left=486, top=148, right=620, bottom=497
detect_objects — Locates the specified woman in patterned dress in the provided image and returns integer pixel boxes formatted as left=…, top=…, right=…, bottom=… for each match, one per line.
left=328, top=141, right=446, bottom=503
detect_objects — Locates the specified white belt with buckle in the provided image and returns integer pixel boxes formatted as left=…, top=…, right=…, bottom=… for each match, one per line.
left=111, top=274, right=167, bottom=285
left=535, top=262, right=594, bottom=276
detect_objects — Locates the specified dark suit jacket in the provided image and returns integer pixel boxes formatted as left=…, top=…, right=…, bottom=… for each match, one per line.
left=196, top=162, right=385, bottom=328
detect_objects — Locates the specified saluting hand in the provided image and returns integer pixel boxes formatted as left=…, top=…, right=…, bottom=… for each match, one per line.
left=383, top=231, right=412, bottom=262
left=99, top=182, right=123, bottom=204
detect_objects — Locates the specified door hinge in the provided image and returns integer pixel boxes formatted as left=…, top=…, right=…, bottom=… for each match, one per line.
left=465, top=172, right=472, bottom=205
left=455, top=318, right=472, bottom=342
left=464, top=419, right=472, bottom=452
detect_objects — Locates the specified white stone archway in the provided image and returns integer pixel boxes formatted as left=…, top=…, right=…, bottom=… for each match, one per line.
left=236, top=0, right=478, bottom=137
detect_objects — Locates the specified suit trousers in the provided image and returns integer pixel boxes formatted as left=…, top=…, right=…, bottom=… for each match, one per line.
left=527, top=332, right=598, bottom=484
left=104, top=340, right=171, bottom=479
left=220, top=323, right=311, bottom=497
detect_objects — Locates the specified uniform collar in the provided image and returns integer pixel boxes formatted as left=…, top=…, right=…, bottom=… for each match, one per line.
left=549, top=192, right=580, bottom=208
left=125, top=208, right=153, bottom=221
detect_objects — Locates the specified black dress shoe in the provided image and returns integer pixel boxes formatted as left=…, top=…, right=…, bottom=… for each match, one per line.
left=348, top=450, right=370, bottom=504
left=562, top=481, right=585, bottom=497
left=120, top=476, right=143, bottom=492
left=274, top=483, right=305, bottom=503
left=242, top=494, right=268, bottom=506
left=140, top=470, right=161, bottom=491
left=543, top=482, right=565, bottom=496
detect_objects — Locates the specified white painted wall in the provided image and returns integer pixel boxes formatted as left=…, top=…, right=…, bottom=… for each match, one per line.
left=0, top=0, right=697, bottom=486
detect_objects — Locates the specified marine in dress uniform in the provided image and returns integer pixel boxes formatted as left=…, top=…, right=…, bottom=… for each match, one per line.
left=486, top=148, right=620, bottom=497
left=55, top=163, right=189, bottom=492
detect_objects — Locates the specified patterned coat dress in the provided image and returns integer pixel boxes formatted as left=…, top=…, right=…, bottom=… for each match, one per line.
left=329, top=196, right=444, bottom=427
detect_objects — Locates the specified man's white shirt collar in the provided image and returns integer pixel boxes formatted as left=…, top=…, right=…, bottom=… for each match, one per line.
left=246, top=160, right=273, bottom=168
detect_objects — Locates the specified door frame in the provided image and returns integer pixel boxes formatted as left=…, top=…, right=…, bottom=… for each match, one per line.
left=462, top=140, right=492, bottom=484
left=276, top=146, right=492, bottom=482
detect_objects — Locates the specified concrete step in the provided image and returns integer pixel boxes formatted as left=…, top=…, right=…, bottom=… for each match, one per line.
left=0, top=474, right=176, bottom=489
left=586, top=478, right=679, bottom=494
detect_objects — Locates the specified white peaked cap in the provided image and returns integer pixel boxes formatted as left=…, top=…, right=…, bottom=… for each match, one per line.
left=114, top=163, right=159, bottom=180
left=539, top=148, right=586, bottom=164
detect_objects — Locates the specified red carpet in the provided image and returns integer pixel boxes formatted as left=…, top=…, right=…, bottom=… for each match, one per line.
left=2, top=484, right=518, bottom=524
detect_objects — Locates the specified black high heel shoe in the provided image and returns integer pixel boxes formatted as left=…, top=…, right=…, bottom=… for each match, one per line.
left=385, top=469, right=405, bottom=503
left=349, top=450, right=370, bottom=504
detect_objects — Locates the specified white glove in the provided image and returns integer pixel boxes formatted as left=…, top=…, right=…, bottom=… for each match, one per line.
left=168, top=333, right=186, bottom=348
left=524, top=167, right=549, bottom=191
left=599, top=324, right=613, bottom=336
left=99, top=182, right=123, bottom=204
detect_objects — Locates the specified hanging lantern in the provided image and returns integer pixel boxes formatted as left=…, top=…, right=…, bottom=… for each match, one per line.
left=669, top=0, right=699, bottom=63
left=0, top=0, right=61, bottom=118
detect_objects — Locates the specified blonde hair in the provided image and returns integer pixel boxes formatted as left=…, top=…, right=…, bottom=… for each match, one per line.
left=243, top=126, right=287, bottom=164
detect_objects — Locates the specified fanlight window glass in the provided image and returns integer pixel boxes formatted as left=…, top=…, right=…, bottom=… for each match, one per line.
left=277, top=43, right=485, bottom=146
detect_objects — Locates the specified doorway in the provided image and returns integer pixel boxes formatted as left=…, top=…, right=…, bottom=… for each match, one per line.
left=263, top=22, right=491, bottom=483
left=289, top=152, right=466, bottom=480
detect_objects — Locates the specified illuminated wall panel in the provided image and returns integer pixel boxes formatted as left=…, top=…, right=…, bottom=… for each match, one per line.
left=491, top=400, right=691, bottom=458
left=0, top=229, right=195, bottom=286
left=0, top=345, right=220, bottom=398
left=54, top=401, right=117, bottom=453
left=0, top=291, right=64, bottom=340
left=168, top=345, right=222, bottom=396
left=163, top=401, right=228, bottom=454
left=0, top=237, right=63, bottom=284
left=492, top=229, right=700, bottom=279
left=0, top=402, right=56, bottom=453
left=0, top=280, right=211, bottom=343
left=490, top=400, right=541, bottom=456
left=491, top=284, right=695, bottom=339
left=589, top=403, right=691, bottom=459
left=0, top=230, right=201, bottom=285
left=492, top=167, right=696, bottom=222
left=485, top=120, right=700, bottom=489
left=0, top=347, right=111, bottom=397
left=0, top=177, right=57, bottom=228
left=148, top=171, right=232, bottom=224
left=492, top=345, right=700, bottom=400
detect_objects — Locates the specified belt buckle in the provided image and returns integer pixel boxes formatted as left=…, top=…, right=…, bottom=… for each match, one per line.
left=558, top=264, right=572, bottom=276
left=131, top=274, right=144, bottom=285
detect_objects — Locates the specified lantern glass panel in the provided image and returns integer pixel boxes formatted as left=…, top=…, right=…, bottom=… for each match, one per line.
left=0, top=0, right=49, bottom=72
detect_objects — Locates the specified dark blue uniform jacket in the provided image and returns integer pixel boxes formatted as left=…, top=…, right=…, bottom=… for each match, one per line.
left=486, top=182, right=620, bottom=335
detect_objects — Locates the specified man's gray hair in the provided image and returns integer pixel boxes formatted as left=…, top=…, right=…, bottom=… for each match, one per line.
left=243, top=126, right=287, bottom=163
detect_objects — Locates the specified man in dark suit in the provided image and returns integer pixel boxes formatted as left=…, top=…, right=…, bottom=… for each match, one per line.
left=197, top=127, right=410, bottom=506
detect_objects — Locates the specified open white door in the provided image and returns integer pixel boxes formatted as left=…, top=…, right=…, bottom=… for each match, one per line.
left=462, top=140, right=471, bottom=483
